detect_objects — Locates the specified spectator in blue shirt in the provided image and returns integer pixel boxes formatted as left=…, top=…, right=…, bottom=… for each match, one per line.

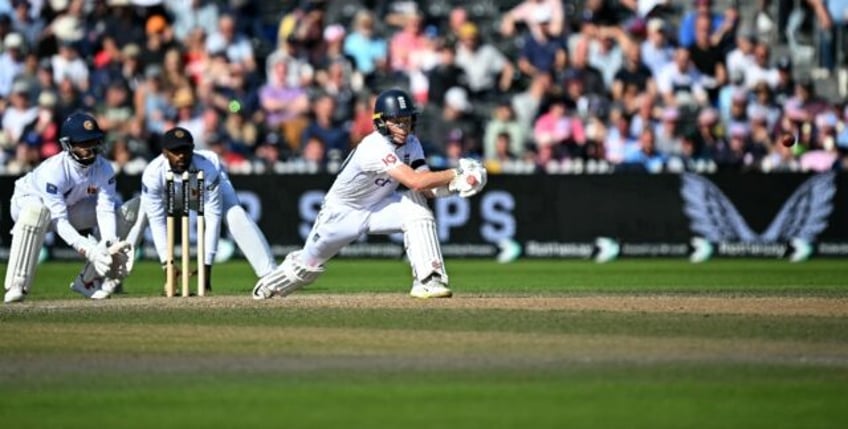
left=300, top=93, right=350, bottom=156
left=343, top=10, right=387, bottom=78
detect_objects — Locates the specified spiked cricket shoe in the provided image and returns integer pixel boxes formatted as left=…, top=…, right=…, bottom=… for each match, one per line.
left=4, top=287, right=26, bottom=303
left=410, top=279, right=452, bottom=299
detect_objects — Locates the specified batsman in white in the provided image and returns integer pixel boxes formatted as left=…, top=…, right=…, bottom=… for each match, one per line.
left=4, top=112, right=136, bottom=303
left=253, top=88, right=487, bottom=300
left=133, top=126, right=276, bottom=291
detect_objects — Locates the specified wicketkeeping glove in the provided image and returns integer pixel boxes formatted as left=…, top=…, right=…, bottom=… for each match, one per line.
left=80, top=238, right=112, bottom=277
left=106, top=241, right=133, bottom=280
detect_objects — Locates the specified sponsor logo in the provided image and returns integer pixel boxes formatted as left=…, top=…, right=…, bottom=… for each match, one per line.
left=381, top=153, right=397, bottom=166
left=46, top=183, right=58, bottom=194
left=87, top=186, right=98, bottom=195
left=680, top=172, right=835, bottom=243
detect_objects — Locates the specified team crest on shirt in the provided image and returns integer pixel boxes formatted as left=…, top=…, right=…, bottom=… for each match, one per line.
left=86, top=186, right=98, bottom=195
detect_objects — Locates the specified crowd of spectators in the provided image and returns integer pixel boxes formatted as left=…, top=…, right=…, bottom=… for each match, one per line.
left=1, top=0, right=848, bottom=176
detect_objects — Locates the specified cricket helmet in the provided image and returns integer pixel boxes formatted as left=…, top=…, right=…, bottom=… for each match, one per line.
left=59, top=111, right=105, bottom=166
left=372, top=88, right=418, bottom=136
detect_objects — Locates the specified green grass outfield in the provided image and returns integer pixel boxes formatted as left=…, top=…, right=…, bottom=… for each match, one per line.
left=1, top=259, right=847, bottom=429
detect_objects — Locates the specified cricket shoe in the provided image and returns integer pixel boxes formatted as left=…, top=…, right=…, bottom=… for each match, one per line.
left=251, top=277, right=275, bottom=300
left=409, top=278, right=452, bottom=299
left=91, top=279, right=121, bottom=300
left=4, top=287, right=26, bottom=303
left=70, top=275, right=109, bottom=300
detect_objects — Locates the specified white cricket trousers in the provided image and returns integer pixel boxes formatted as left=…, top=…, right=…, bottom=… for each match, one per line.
left=301, top=192, right=426, bottom=266
left=11, top=194, right=99, bottom=231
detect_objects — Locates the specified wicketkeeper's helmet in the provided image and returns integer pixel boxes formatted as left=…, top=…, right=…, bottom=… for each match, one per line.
left=373, top=88, right=418, bottom=136
left=59, top=111, right=105, bottom=165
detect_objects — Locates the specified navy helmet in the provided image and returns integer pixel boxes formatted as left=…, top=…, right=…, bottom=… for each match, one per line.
left=59, top=112, right=105, bottom=165
left=372, top=88, right=418, bottom=136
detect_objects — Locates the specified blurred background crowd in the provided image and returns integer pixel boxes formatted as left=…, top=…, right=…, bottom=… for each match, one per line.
left=0, top=0, right=848, bottom=176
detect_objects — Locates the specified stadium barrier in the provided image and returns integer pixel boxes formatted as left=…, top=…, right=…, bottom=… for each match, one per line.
left=1, top=172, right=847, bottom=262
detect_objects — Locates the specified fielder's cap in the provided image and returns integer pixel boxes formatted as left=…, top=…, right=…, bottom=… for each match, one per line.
left=162, top=127, right=194, bottom=151
left=776, top=55, right=792, bottom=70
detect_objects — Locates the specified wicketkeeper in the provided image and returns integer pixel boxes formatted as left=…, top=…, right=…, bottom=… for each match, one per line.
left=135, top=127, right=276, bottom=291
left=252, top=88, right=487, bottom=300
left=4, top=112, right=136, bottom=303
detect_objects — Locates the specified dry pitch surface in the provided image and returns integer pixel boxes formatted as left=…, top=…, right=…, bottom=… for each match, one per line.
left=5, top=293, right=847, bottom=316
left=3, top=293, right=848, bottom=380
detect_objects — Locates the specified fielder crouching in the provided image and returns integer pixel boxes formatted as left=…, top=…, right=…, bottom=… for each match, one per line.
left=135, top=127, right=277, bottom=292
left=252, top=88, right=487, bottom=300
left=4, top=112, right=135, bottom=303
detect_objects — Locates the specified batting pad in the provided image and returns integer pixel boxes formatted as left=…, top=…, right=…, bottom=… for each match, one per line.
left=259, top=251, right=324, bottom=297
left=403, top=218, right=448, bottom=284
left=4, top=204, right=50, bottom=292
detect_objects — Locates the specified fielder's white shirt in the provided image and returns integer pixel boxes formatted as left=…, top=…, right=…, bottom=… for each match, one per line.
left=141, top=150, right=223, bottom=265
left=325, top=131, right=427, bottom=210
left=12, top=152, right=118, bottom=250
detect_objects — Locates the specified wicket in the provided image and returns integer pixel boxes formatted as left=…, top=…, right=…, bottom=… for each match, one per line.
left=165, top=170, right=206, bottom=297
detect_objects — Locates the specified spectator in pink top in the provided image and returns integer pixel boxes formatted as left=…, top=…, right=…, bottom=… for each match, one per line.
left=533, top=97, right=586, bottom=150
left=389, top=10, right=428, bottom=74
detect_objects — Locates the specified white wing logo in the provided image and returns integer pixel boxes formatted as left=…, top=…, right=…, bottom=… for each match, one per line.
left=680, top=172, right=836, bottom=243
